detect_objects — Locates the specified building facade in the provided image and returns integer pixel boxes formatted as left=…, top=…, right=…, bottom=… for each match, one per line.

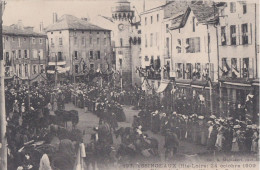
left=167, top=2, right=220, bottom=116
left=139, top=0, right=259, bottom=121
left=3, top=21, right=47, bottom=85
left=46, top=14, right=113, bottom=83
left=140, top=1, right=189, bottom=94
left=217, top=1, right=259, bottom=121
left=111, top=0, right=142, bottom=88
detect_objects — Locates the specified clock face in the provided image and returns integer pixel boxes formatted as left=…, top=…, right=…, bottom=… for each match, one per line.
left=118, top=24, right=124, bottom=31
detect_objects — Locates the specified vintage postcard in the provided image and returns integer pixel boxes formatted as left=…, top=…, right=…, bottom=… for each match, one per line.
left=0, top=0, right=259, bottom=169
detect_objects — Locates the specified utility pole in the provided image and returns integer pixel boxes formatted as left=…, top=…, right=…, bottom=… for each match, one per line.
left=0, top=0, right=7, bottom=169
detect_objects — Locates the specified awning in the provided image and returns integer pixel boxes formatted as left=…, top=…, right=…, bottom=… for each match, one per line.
left=156, top=82, right=169, bottom=93
left=191, top=80, right=208, bottom=87
left=57, top=66, right=70, bottom=73
left=252, top=79, right=260, bottom=86
left=48, top=61, right=66, bottom=66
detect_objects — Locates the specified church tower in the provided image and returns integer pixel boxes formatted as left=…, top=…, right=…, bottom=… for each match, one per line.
left=112, top=0, right=134, bottom=88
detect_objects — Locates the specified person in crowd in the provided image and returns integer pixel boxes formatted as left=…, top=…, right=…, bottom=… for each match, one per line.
left=231, top=125, right=241, bottom=152
left=164, top=129, right=179, bottom=161
left=251, top=125, right=259, bottom=153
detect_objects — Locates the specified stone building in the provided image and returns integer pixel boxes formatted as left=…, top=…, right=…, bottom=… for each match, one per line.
left=46, top=14, right=113, bottom=83
left=111, top=0, right=142, bottom=88
left=3, top=20, right=47, bottom=85
left=167, top=2, right=220, bottom=116
left=140, top=1, right=189, bottom=94
left=217, top=1, right=259, bottom=121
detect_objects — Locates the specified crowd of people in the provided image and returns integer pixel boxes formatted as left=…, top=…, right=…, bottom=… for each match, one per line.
left=1, top=79, right=259, bottom=169
left=134, top=110, right=259, bottom=154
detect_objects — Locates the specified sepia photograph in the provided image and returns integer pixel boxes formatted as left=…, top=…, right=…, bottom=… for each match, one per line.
left=0, top=0, right=259, bottom=169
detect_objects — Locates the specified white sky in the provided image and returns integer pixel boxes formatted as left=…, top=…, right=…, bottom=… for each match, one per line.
left=3, top=0, right=165, bottom=31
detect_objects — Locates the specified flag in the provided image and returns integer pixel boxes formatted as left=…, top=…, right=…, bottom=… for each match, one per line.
left=57, top=66, right=70, bottom=73
left=232, top=65, right=239, bottom=77
left=221, top=34, right=226, bottom=42
left=199, top=95, right=205, bottom=102
left=47, top=70, right=55, bottom=74
left=246, top=94, right=254, bottom=102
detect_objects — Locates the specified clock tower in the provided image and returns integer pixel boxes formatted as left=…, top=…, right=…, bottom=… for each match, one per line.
left=112, top=0, right=134, bottom=88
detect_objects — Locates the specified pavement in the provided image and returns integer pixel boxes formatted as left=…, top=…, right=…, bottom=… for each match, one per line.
left=59, top=103, right=208, bottom=159
left=51, top=103, right=259, bottom=170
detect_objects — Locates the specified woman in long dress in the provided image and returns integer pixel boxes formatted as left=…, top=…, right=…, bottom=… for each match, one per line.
left=53, top=97, right=58, bottom=111
left=251, top=127, right=259, bottom=153
left=231, top=126, right=240, bottom=152
left=215, top=123, right=225, bottom=151
left=199, top=117, right=207, bottom=145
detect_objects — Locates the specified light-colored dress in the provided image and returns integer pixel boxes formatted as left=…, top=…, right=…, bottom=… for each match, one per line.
left=215, top=126, right=224, bottom=151
left=251, top=131, right=259, bottom=153
left=53, top=98, right=58, bottom=111
left=231, top=131, right=240, bottom=152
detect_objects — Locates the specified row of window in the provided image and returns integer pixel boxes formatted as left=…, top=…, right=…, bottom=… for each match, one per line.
left=13, top=64, right=44, bottom=76
left=74, top=51, right=102, bottom=60
left=221, top=23, right=252, bottom=46
left=175, top=63, right=214, bottom=80
left=74, top=63, right=102, bottom=74
left=229, top=2, right=247, bottom=14
left=221, top=57, right=252, bottom=78
left=51, top=50, right=105, bottom=62
left=51, top=30, right=109, bottom=35
left=4, top=50, right=44, bottom=60
left=50, top=37, right=108, bottom=46
left=176, top=37, right=201, bottom=53
left=144, top=32, right=159, bottom=48
left=144, top=13, right=160, bottom=25
left=3, top=36, right=43, bottom=44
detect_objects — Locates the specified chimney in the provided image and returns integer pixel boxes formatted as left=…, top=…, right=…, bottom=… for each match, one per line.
left=17, top=20, right=24, bottom=30
left=39, top=22, right=44, bottom=32
left=53, top=13, right=58, bottom=24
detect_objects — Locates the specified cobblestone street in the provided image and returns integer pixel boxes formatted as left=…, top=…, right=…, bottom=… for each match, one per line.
left=61, top=103, right=208, bottom=162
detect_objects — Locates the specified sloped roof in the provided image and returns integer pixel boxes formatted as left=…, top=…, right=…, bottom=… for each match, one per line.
left=140, top=1, right=174, bottom=15
left=169, top=1, right=219, bottom=30
left=190, top=2, right=218, bottom=23
left=3, top=25, right=46, bottom=37
left=46, top=14, right=110, bottom=32
left=164, top=1, right=189, bottom=19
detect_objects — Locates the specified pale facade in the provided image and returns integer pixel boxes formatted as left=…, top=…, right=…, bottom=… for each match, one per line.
left=3, top=23, right=47, bottom=84
left=47, top=14, right=113, bottom=82
left=111, top=0, right=142, bottom=88
left=217, top=2, right=259, bottom=120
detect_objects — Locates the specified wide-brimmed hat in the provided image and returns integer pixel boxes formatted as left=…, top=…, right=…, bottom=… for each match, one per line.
left=198, top=116, right=204, bottom=119
left=234, top=125, right=241, bottom=129
left=210, top=115, right=216, bottom=119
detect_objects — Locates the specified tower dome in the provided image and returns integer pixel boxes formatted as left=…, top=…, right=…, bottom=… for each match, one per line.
left=112, top=0, right=134, bottom=21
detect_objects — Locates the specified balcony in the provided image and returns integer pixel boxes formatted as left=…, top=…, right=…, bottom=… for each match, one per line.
left=174, top=63, right=215, bottom=81
left=147, top=71, right=161, bottom=80
left=220, top=58, right=254, bottom=79
left=136, top=66, right=161, bottom=80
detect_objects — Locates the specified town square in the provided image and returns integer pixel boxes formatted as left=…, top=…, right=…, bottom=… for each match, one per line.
left=0, top=0, right=259, bottom=169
